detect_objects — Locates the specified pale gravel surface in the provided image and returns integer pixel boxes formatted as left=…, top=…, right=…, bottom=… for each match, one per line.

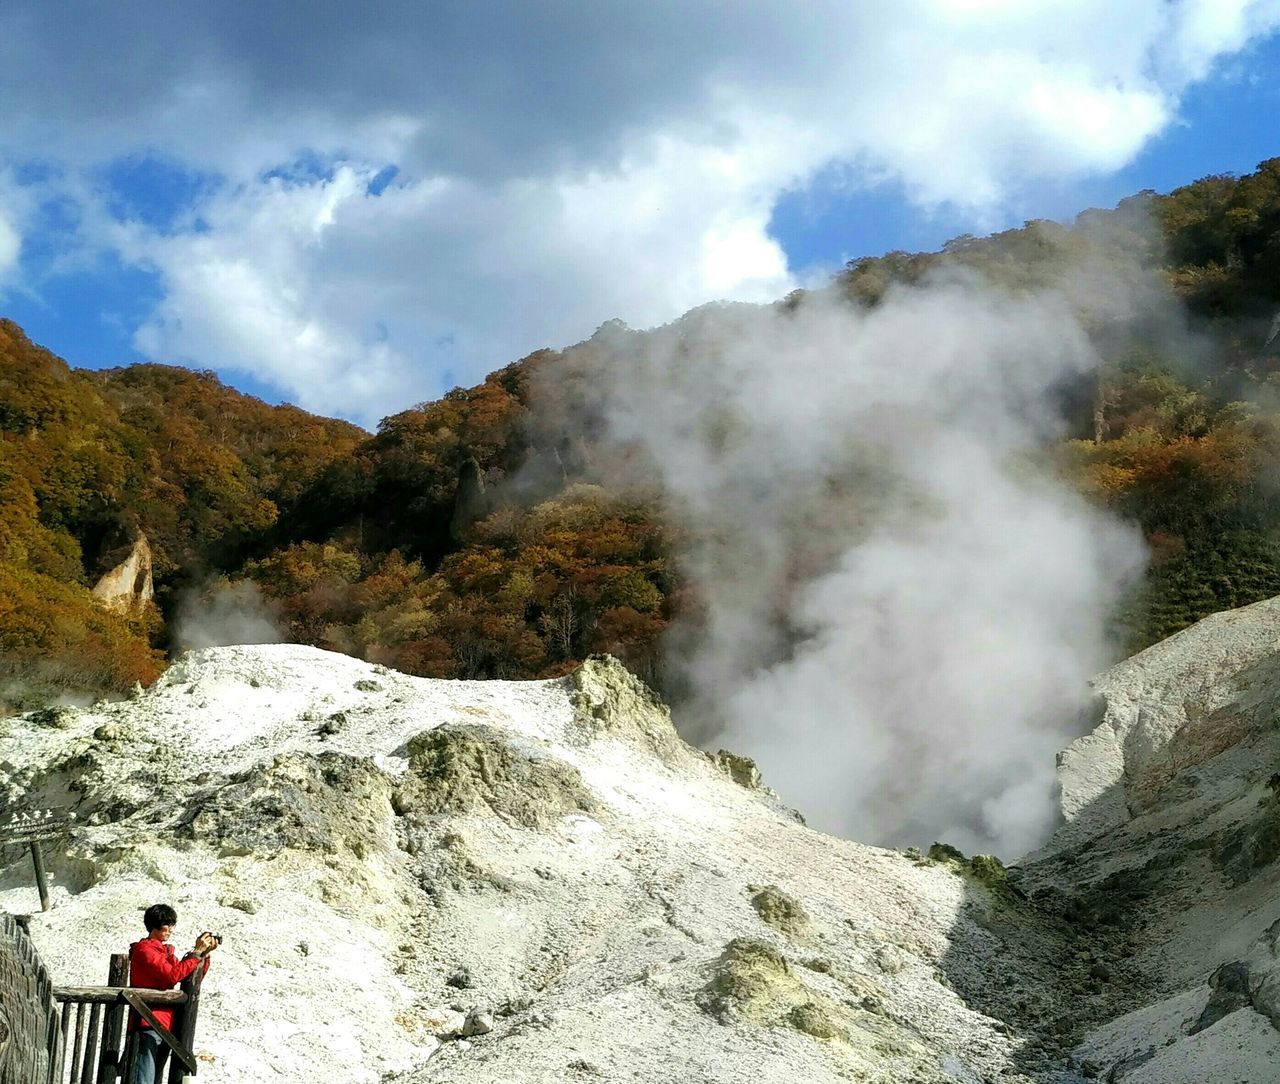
left=1, top=645, right=1059, bottom=1083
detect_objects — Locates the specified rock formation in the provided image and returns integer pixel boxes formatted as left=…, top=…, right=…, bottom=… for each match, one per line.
left=1, top=647, right=1073, bottom=1082
left=90, top=534, right=154, bottom=614
left=1018, top=593, right=1280, bottom=1082
left=3, top=592, right=1280, bottom=1081
left=1048, top=595, right=1280, bottom=853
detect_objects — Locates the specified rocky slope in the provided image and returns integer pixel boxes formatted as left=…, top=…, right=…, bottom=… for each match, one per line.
left=1018, top=595, right=1280, bottom=1083
left=0, top=646, right=1078, bottom=1083
left=2, top=602, right=1280, bottom=1082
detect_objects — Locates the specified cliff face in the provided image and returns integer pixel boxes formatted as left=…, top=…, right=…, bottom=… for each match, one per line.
left=3, top=605, right=1280, bottom=1083
left=1046, top=595, right=1280, bottom=854
left=1017, top=595, right=1280, bottom=1083
left=90, top=534, right=154, bottom=614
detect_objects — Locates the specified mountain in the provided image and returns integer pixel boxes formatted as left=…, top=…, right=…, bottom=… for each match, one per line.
left=0, top=319, right=363, bottom=708
left=4, top=161, right=1280, bottom=712
left=5, top=593, right=1280, bottom=1081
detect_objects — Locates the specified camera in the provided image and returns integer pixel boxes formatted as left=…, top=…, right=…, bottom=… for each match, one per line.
left=202, top=931, right=223, bottom=945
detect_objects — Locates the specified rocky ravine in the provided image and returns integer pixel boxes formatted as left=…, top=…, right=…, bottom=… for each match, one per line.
left=1, top=603, right=1279, bottom=1083
left=1017, top=594, right=1280, bottom=1083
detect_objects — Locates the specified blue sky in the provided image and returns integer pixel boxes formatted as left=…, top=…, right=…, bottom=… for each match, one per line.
left=1, top=1, right=1278, bottom=428
left=772, top=29, right=1280, bottom=271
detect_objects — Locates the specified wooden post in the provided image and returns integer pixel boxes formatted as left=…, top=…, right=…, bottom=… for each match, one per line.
left=165, top=965, right=204, bottom=1083
left=70, top=1002, right=87, bottom=1080
left=61, top=996, right=74, bottom=1078
left=120, top=1032, right=138, bottom=1084
left=29, top=841, right=50, bottom=912
left=80, top=1003, right=102, bottom=1084
left=96, top=954, right=130, bottom=1084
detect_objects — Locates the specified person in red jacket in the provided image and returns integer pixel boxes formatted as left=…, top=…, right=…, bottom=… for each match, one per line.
left=129, top=904, right=217, bottom=1084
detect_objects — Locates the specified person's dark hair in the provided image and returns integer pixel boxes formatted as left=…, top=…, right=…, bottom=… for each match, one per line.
left=143, top=904, right=177, bottom=931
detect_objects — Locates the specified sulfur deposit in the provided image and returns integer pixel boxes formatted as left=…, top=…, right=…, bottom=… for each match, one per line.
left=2, top=646, right=1074, bottom=1083
left=3, top=608, right=1280, bottom=1081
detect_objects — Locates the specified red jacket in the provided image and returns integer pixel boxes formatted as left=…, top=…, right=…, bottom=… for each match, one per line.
left=127, top=938, right=210, bottom=1033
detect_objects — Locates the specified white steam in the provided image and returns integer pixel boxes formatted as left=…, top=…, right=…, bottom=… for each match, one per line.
left=174, top=580, right=283, bottom=653
left=562, top=277, right=1146, bottom=857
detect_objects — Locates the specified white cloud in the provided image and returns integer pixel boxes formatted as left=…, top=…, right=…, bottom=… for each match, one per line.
left=124, top=138, right=799, bottom=424
left=1170, top=0, right=1279, bottom=76
left=122, top=168, right=425, bottom=421
left=0, top=172, right=27, bottom=285
left=0, top=209, right=18, bottom=283
left=1, top=1, right=1278, bottom=419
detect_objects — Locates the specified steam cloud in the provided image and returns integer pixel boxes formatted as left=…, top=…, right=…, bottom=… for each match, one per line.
left=174, top=580, right=283, bottom=654
left=554, top=273, right=1148, bottom=857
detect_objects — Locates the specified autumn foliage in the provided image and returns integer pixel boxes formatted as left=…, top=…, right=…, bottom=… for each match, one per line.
left=0, top=319, right=361, bottom=706
left=247, top=485, right=671, bottom=685
left=7, top=159, right=1280, bottom=706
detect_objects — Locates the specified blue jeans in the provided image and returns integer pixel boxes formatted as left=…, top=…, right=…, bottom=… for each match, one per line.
left=133, top=1028, right=170, bottom=1084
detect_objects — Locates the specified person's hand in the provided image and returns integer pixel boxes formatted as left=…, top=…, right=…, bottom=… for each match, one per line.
left=194, top=933, right=218, bottom=955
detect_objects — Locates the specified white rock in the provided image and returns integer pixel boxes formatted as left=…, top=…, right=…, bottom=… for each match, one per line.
left=1049, top=595, right=1280, bottom=852
left=421, top=1007, right=467, bottom=1038
left=1, top=645, right=1029, bottom=1083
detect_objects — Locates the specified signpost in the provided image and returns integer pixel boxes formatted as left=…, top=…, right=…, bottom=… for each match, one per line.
left=0, top=809, right=73, bottom=913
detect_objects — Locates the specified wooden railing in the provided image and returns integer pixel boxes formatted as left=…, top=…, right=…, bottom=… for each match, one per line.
left=0, top=911, right=62, bottom=1084
left=52, top=954, right=203, bottom=1084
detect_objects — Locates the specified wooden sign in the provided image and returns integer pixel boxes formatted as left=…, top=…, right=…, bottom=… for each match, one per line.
left=0, top=810, right=71, bottom=846
left=0, top=810, right=74, bottom=913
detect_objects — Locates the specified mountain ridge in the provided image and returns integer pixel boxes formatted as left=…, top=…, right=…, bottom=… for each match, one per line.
left=4, top=161, right=1280, bottom=716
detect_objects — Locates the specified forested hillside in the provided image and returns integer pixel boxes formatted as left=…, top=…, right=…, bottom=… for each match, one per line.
left=842, top=159, right=1280, bottom=646
left=0, top=321, right=363, bottom=705
left=4, top=160, right=1280, bottom=709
